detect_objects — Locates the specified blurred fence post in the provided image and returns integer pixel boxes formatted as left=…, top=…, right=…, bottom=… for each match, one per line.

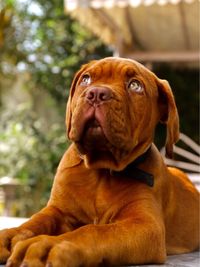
left=0, top=176, right=22, bottom=216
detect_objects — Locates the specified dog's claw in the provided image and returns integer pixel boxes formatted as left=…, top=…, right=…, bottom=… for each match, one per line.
left=6, top=260, right=13, bottom=267
left=46, top=262, right=53, bottom=267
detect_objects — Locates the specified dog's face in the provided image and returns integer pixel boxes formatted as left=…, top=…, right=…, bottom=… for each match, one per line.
left=66, top=57, right=179, bottom=170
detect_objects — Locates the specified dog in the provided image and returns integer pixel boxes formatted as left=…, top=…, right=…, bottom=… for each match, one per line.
left=0, top=57, right=199, bottom=267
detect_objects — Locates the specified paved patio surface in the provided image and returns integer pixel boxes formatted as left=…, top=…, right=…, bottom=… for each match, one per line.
left=0, top=216, right=28, bottom=230
left=0, top=252, right=199, bottom=267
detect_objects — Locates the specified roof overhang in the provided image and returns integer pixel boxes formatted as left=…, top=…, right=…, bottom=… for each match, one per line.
left=64, top=0, right=199, bottom=65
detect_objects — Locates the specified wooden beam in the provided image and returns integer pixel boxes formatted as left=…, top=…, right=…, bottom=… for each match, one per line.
left=123, top=51, right=199, bottom=63
left=179, top=2, right=191, bottom=50
left=124, top=7, right=145, bottom=51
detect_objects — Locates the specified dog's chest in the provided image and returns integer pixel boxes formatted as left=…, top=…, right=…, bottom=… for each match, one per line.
left=68, top=169, right=138, bottom=224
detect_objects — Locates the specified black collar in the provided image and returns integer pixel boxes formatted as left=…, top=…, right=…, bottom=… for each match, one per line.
left=110, top=147, right=154, bottom=187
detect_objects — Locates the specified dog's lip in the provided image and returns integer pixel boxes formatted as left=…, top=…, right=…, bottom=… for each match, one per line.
left=74, top=106, right=106, bottom=140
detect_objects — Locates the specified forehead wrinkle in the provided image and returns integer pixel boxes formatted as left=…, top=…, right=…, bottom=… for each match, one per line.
left=112, top=60, right=138, bottom=79
left=87, top=64, right=103, bottom=80
left=114, top=62, right=128, bottom=77
left=86, top=58, right=141, bottom=82
left=103, top=60, right=113, bottom=78
left=87, top=61, right=116, bottom=81
left=103, top=62, right=135, bottom=80
left=123, top=67, right=136, bottom=79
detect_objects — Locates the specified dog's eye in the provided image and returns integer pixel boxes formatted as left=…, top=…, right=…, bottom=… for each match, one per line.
left=128, top=80, right=143, bottom=94
left=80, top=74, right=91, bottom=86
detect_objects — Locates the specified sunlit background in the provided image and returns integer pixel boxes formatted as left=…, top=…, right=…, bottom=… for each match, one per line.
left=0, top=0, right=199, bottom=218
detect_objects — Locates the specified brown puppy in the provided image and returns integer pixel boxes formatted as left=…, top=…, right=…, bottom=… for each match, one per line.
left=0, top=57, right=199, bottom=267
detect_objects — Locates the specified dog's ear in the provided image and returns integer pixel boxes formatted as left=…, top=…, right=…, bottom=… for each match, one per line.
left=66, top=61, right=97, bottom=138
left=66, top=66, right=87, bottom=138
left=156, top=78, right=180, bottom=158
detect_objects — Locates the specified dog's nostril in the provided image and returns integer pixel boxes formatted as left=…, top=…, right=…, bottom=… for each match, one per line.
left=87, top=91, right=95, bottom=100
left=99, top=92, right=107, bottom=101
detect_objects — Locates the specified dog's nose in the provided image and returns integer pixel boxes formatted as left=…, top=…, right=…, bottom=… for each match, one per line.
left=85, top=87, right=112, bottom=104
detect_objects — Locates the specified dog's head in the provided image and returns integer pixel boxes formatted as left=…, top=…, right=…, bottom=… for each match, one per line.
left=66, top=57, right=179, bottom=171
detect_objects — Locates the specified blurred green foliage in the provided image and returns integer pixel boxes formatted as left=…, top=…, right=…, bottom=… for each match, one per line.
left=0, top=0, right=111, bottom=215
left=0, top=0, right=112, bottom=108
left=0, top=107, right=68, bottom=216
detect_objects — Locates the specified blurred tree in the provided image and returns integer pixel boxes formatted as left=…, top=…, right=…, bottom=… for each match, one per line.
left=1, top=0, right=112, bottom=109
left=0, top=107, right=68, bottom=216
left=0, top=5, right=12, bottom=48
left=0, top=0, right=112, bottom=215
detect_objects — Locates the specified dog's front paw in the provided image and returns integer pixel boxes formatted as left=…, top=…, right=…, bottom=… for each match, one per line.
left=6, top=236, right=85, bottom=267
left=0, top=228, right=34, bottom=264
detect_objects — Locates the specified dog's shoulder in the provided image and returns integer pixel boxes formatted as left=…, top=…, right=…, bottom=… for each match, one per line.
left=57, top=143, right=82, bottom=171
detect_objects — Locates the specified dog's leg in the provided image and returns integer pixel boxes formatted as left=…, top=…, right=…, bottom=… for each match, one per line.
left=6, top=203, right=166, bottom=266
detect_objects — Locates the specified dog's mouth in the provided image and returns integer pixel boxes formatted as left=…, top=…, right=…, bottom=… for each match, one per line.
left=76, top=117, right=109, bottom=155
left=85, top=119, right=102, bottom=137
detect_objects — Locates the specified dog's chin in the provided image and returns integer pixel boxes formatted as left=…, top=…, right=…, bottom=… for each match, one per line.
left=73, top=119, right=133, bottom=170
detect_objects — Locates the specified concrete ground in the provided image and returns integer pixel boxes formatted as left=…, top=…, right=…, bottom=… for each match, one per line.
left=0, top=252, right=199, bottom=267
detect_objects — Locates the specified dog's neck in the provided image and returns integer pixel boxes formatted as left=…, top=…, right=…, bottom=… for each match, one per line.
left=73, top=142, right=154, bottom=187
left=110, top=146, right=154, bottom=187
